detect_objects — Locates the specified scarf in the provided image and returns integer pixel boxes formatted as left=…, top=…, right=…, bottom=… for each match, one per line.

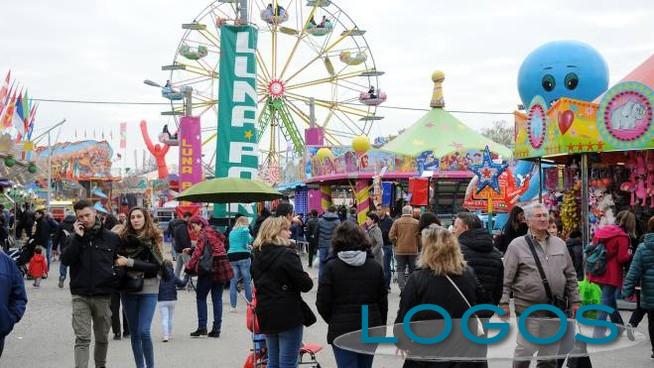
left=86, top=218, right=103, bottom=238
left=123, top=233, right=164, bottom=266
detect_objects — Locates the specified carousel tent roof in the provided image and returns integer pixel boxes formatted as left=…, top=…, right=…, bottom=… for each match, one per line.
left=618, top=53, right=654, bottom=89
left=380, top=74, right=512, bottom=158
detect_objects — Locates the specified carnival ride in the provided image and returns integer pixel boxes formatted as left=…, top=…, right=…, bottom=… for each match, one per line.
left=161, top=0, right=385, bottom=184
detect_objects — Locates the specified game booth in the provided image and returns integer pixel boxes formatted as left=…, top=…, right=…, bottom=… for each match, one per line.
left=278, top=71, right=513, bottom=224
left=513, top=43, right=654, bottom=245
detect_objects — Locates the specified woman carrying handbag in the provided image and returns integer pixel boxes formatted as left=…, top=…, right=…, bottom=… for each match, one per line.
left=185, top=215, right=232, bottom=338
left=115, top=207, right=165, bottom=368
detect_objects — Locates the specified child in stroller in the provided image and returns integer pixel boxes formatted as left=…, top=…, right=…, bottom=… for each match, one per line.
left=243, top=333, right=323, bottom=368
left=242, top=287, right=323, bottom=368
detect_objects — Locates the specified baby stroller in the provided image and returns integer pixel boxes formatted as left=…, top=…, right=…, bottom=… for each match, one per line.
left=242, top=287, right=323, bottom=368
left=7, top=237, right=35, bottom=277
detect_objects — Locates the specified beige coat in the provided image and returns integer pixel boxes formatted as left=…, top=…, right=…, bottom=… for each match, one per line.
left=388, top=215, right=420, bottom=255
left=500, top=233, right=580, bottom=315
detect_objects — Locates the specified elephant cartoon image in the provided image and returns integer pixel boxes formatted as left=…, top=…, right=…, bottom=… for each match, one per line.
left=611, top=99, right=647, bottom=130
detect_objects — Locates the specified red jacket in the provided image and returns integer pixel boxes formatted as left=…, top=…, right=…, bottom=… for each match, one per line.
left=28, top=254, right=48, bottom=278
left=588, top=225, right=631, bottom=287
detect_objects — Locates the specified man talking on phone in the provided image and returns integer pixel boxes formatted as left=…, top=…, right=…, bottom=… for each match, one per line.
left=61, top=200, right=120, bottom=368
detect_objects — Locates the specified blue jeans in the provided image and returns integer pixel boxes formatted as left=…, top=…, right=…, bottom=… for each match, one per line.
left=333, top=345, right=374, bottom=368
left=59, top=263, right=67, bottom=280
left=121, top=293, right=158, bottom=368
left=196, top=275, right=223, bottom=331
left=382, top=245, right=393, bottom=289
left=318, top=247, right=330, bottom=281
left=265, top=325, right=303, bottom=368
left=46, top=239, right=53, bottom=269
left=229, top=258, right=252, bottom=307
left=593, top=284, right=625, bottom=338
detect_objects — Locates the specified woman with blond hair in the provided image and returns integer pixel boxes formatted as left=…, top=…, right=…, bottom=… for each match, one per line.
left=251, top=217, right=314, bottom=368
left=395, top=224, right=489, bottom=368
left=115, top=207, right=164, bottom=368
left=228, top=216, right=253, bottom=312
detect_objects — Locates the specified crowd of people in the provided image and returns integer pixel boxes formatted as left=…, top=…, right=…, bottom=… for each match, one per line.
left=2, top=198, right=654, bottom=367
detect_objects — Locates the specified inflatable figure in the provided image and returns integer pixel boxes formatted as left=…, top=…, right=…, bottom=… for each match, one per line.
left=518, top=40, right=609, bottom=106
left=140, top=120, right=170, bottom=179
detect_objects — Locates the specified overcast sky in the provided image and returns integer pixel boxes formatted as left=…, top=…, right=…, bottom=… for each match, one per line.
left=2, top=0, right=653, bottom=169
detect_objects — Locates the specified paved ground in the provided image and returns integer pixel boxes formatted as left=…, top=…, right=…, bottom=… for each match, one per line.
left=3, top=247, right=653, bottom=367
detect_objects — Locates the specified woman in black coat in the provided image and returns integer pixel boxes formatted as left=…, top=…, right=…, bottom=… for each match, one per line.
left=251, top=217, right=314, bottom=368
left=316, top=221, right=388, bottom=368
left=395, top=224, right=490, bottom=368
left=495, top=206, right=528, bottom=254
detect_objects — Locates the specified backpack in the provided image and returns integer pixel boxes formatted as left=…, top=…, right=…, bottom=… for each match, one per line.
left=584, top=242, right=607, bottom=276
left=197, top=243, right=214, bottom=276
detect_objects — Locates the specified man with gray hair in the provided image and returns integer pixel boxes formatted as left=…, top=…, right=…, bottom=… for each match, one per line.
left=389, top=205, right=420, bottom=291
left=501, top=203, right=580, bottom=367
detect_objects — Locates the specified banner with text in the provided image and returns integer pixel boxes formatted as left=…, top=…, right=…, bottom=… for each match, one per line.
left=215, top=25, right=259, bottom=220
left=179, top=116, right=202, bottom=216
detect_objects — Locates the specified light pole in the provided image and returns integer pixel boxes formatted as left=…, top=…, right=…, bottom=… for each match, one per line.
left=32, top=119, right=66, bottom=212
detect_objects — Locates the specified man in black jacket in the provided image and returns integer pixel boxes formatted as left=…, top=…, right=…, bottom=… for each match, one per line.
left=171, top=212, right=192, bottom=281
left=453, top=212, right=503, bottom=305
left=304, top=210, right=320, bottom=267
left=55, top=211, right=76, bottom=288
left=61, top=200, right=119, bottom=368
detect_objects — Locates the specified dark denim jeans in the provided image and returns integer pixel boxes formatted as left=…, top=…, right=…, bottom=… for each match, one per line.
left=333, top=345, right=374, bottom=368
left=196, top=275, right=223, bottom=331
left=121, top=293, right=158, bottom=368
left=265, top=325, right=303, bottom=368
left=382, top=245, right=393, bottom=289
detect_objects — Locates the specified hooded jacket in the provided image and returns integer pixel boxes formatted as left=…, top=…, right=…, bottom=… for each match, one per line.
left=588, top=225, right=631, bottom=287
left=624, top=234, right=654, bottom=309
left=316, top=251, right=387, bottom=344
left=251, top=244, right=313, bottom=334
left=458, top=228, right=504, bottom=305
left=315, top=211, right=341, bottom=249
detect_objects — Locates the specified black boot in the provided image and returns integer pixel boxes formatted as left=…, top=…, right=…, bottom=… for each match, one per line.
left=208, top=329, right=221, bottom=338
left=190, top=328, right=208, bottom=337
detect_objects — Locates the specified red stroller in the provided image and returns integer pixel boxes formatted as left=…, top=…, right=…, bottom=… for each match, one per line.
left=242, top=287, right=323, bottom=368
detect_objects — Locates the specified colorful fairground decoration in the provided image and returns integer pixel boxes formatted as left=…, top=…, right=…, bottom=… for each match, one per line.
left=514, top=81, right=654, bottom=159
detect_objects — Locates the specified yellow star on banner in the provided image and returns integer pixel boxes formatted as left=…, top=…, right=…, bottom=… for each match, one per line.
left=244, top=130, right=253, bottom=140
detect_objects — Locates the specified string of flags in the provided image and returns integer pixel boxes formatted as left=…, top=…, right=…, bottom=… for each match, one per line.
left=0, top=70, right=39, bottom=160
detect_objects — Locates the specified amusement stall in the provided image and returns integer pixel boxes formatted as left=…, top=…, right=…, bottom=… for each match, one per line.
left=277, top=71, right=514, bottom=224
left=514, top=41, right=654, bottom=245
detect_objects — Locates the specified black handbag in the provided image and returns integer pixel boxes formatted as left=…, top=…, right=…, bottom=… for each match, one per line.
left=301, top=300, right=317, bottom=327
left=525, top=235, right=569, bottom=313
left=114, top=266, right=144, bottom=293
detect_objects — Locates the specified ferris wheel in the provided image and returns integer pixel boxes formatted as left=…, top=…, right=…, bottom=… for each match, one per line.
left=163, top=0, right=385, bottom=182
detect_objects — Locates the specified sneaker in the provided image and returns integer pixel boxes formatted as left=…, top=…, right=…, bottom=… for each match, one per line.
left=208, top=330, right=220, bottom=338
left=162, top=336, right=169, bottom=342
left=58, top=277, right=64, bottom=289
left=626, top=323, right=635, bottom=341
left=190, top=328, right=207, bottom=337
left=113, top=333, right=121, bottom=341
left=229, top=306, right=237, bottom=313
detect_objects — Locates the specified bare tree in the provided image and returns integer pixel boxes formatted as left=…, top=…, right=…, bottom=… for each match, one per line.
left=481, top=120, right=514, bottom=148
